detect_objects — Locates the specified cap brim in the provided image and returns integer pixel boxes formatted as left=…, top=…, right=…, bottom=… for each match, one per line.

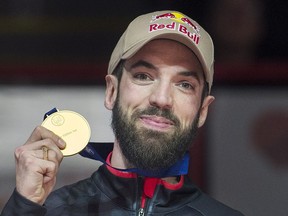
left=121, top=33, right=210, bottom=88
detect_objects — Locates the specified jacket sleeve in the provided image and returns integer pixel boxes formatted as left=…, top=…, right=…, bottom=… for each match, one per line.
left=1, top=189, right=47, bottom=216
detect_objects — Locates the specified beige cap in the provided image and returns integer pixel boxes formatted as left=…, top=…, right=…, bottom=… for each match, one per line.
left=108, top=10, right=214, bottom=92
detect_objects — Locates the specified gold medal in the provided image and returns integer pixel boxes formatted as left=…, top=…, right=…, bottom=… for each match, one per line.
left=41, top=110, right=91, bottom=156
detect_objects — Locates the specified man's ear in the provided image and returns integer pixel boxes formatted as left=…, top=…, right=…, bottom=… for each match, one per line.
left=104, top=75, right=118, bottom=110
left=198, top=95, right=215, bottom=128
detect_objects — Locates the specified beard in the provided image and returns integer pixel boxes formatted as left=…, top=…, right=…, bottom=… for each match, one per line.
left=111, top=97, right=200, bottom=172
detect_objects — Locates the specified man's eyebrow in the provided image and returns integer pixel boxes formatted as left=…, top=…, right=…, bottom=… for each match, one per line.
left=126, top=60, right=203, bottom=83
left=127, top=60, right=157, bottom=70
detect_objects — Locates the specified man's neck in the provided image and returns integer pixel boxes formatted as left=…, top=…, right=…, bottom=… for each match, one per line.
left=111, top=141, right=180, bottom=183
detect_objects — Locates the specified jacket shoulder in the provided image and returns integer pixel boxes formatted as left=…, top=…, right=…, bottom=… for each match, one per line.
left=187, top=192, right=244, bottom=216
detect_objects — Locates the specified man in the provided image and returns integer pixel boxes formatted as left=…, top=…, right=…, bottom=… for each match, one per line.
left=1, top=11, right=244, bottom=215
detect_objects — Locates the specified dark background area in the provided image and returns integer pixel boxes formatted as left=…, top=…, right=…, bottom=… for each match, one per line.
left=0, top=0, right=287, bottom=85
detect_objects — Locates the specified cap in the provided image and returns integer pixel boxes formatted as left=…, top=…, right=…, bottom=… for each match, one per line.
left=108, top=10, right=214, bottom=92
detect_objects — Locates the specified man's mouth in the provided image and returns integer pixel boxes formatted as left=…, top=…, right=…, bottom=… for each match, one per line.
left=139, top=115, right=175, bottom=131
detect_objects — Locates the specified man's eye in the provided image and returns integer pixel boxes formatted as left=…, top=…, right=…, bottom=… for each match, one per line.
left=134, top=73, right=151, bottom=81
left=178, top=82, right=194, bottom=90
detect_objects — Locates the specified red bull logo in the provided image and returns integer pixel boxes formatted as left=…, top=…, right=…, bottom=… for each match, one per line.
left=152, top=12, right=176, bottom=21
left=151, top=12, right=200, bottom=33
left=150, top=12, right=200, bottom=45
left=180, top=17, right=199, bottom=33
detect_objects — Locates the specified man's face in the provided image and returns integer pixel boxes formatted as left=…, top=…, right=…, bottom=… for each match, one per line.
left=111, top=95, right=200, bottom=171
left=106, top=39, right=214, bottom=171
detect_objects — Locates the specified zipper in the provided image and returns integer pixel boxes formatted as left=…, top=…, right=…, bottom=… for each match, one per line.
left=136, top=176, right=145, bottom=216
left=138, top=192, right=147, bottom=216
left=137, top=177, right=159, bottom=216
left=138, top=208, right=145, bottom=216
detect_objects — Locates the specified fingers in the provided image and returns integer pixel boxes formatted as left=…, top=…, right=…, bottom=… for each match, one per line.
left=16, top=148, right=59, bottom=176
left=15, top=125, right=66, bottom=162
left=15, top=149, right=59, bottom=204
left=39, top=143, right=62, bottom=165
left=26, top=126, right=66, bottom=149
left=15, top=138, right=64, bottom=165
left=14, top=126, right=66, bottom=204
left=15, top=125, right=66, bottom=166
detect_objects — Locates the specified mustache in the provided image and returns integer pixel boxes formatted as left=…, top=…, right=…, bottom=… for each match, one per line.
left=132, top=106, right=180, bottom=126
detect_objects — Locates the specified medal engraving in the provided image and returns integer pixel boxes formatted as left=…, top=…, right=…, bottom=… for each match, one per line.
left=42, top=110, right=91, bottom=156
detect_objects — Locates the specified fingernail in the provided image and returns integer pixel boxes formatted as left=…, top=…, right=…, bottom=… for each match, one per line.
left=58, top=138, right=66, bottom=148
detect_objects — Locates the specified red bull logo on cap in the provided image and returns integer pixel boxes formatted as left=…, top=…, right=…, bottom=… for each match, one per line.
left=151, top=12, right=200, bottom=33
left=152, top=12, right=176, bottom=21
left=150, top=12, right=201, bottom=45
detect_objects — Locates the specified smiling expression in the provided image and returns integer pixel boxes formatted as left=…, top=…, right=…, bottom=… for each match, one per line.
left=105, top=39, right=214, bottom=170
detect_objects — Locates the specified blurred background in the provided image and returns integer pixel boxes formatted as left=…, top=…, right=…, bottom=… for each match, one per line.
left=0, top=0, right=288, bottom=215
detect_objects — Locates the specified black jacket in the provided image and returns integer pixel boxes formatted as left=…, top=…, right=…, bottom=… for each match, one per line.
left=1, top=164, right=244, bottom=216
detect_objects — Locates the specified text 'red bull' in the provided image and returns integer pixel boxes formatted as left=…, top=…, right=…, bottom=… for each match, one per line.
left=149, top=22, right=200, bottom=45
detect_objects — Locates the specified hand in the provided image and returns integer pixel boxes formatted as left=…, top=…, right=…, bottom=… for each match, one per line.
left=14, top=126, right=66, bottom=205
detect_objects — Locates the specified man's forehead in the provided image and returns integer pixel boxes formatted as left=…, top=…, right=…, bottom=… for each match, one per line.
left=126, top=39, right=202, bottom=65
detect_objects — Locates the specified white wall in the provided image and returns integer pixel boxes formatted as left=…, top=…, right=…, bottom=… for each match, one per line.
left=209, top=87, right=288, bottom=216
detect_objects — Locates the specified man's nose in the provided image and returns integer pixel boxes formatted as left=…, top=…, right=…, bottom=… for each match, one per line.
left=148, top=82, right=173, bottom=110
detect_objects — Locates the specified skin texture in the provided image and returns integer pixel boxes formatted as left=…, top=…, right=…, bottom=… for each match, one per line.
left=105, top=39, right=214, bottom=182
